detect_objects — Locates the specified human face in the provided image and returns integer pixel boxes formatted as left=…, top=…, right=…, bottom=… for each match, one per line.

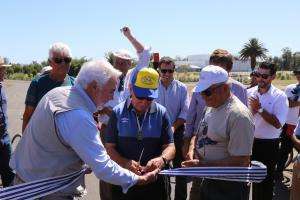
left=256, top=68, right=275, bottom=89
left=0, top=67, right=6, bottom=82
left=114, top=57, right=131, bottom=74
left=95, top=77, right=117, bottom=107
left=159, top=63, right=175, bottom=85
left=49, top=52, right=71, bottom=76
left=200, top=83, right=226, bottom=108
left=131, top=92, right=153, bottom=114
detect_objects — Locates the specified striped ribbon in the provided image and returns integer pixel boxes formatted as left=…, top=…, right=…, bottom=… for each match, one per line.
left=0, top=168, right=86, bottom=200
left=159, top=161, right=267, bottom=183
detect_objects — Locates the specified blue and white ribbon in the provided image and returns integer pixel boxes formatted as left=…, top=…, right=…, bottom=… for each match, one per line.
left=159, top=161, right=267, bottom=183
left=0, top=168, right=86, bottom=200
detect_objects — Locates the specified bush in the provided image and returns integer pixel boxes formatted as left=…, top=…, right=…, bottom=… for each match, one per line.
left=8, top=73, right=32, bottom=81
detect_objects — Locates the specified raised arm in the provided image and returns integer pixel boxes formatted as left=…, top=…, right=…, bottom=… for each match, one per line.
left=121, top=26, right=144, bottom=54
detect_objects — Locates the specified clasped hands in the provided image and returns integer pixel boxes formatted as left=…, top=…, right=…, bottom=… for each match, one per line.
left=125, top=156, right=165, bottom=176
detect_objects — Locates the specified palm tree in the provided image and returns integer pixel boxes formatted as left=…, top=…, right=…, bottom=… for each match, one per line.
left=239, top=38, right=268, bottom=71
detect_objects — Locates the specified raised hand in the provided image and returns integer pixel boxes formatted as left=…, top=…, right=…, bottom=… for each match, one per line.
left=121, top=26, right=132, bottom=38
left=249, top=96, right=261, bottom=114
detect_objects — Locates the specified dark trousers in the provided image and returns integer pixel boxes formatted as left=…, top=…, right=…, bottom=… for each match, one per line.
left=99, top=180, right=112, bottom=200
left=173, top=125, right=187, bottom=200
left=0, top=134, right=15, bottom=187
left=277, top=124, right=295, bottom=173
left=111, top=175, right=170, bottom=200
left=252, top=138, right=279, bottom=200
left=193, top=179, right=249, bottom=200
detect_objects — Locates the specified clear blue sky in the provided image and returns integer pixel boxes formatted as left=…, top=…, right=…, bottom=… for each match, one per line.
left=1, top=0, right=299, bottom=64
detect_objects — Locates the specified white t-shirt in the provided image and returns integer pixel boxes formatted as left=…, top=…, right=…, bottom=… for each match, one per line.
left=285, top=84, right=300, bottom=125
left=248, top=85, right=288, bottom=139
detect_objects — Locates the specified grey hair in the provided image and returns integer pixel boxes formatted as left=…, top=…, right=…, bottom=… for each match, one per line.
left=75, top=59, right=121, bottom=89
left=48, top=42, right=72, bottom=59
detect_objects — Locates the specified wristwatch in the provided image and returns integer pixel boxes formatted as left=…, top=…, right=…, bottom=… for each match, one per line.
left=258, top=108, right=264, bottom=113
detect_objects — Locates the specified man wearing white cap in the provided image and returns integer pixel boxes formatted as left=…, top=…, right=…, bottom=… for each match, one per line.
left=182, top=65, right=254, bottom=200
left=0, top=57, right=15, bottom=187
left=97, top=26, right=150, bottom=131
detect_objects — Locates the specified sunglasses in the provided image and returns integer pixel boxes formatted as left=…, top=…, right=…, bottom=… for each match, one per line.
left=160, top=69, right=174, bottom=74
left=53, top=57, right=72, bottom=64
left=201, top=84, right=223, bottom=97
left=136, top=96, right=154, bottom=101
left=256, top=72, right=270, bottom=79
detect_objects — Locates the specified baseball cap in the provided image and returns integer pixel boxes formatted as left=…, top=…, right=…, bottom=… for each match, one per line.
left=194, top=65, right=228, bottom=93
left=131, top=68, right=159, bottom=99
left=113, top=49, right=132, bottom=60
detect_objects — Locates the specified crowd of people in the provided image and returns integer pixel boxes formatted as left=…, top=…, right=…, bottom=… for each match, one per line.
left=0, top=26, right=300, bottom=200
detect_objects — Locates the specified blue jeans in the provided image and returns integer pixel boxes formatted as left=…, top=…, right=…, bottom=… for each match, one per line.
left=0, top=134, right=15, bottom=187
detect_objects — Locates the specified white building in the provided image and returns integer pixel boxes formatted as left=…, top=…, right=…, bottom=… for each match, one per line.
left=175, top=54, right=251, bottom=72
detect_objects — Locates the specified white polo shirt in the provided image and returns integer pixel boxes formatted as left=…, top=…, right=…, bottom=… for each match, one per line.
left=285, top=84, right=300, bottom=125
left=248, top=85, right=288, bottom=139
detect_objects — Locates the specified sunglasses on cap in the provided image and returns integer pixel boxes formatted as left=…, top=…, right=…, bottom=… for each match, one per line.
left=53, top=57, right=72, bottom=64
left=201, top=84, right=224, bottom=97
left=136, top=96, right=154, bottom=101
left=256, top=72, right=271, bottom=79
left=160, top=69, right=174, bottom=74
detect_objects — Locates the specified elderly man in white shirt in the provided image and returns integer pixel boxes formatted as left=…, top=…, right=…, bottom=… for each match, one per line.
left=248, top=62, right=288, bottom=200
left=10, top=60, right=158, bottom=200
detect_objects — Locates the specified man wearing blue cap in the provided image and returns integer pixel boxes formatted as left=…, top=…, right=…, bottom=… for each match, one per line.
left=182, top=65, right=254, bottom=200
left=104, top=67, right=175, bottom=200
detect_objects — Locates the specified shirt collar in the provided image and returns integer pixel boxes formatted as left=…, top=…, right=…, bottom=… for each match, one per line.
left=126, top=98, right=157, bottom=114
left=73, top=85, right=97, bottom=113
left=159, top=79, right=175, bottom=89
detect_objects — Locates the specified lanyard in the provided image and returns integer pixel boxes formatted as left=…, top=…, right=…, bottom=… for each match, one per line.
left=135, top=110, right=148, bottom=141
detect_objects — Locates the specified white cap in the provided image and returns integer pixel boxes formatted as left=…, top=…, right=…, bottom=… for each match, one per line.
left=194, top=65, right=228, bottom=93
left=113, top=49, right=132, bottom=60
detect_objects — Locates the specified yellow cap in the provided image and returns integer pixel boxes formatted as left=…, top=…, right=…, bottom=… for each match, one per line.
left=134, top=68, right=159, bottom=89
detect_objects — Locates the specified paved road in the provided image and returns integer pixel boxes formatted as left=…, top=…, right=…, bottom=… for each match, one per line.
left=4, top=80, right=100, bottom=199
left=4, top=79, right=291, bottom=199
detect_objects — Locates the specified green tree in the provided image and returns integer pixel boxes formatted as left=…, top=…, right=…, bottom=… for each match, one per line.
left=239, top=38, right=268, bottom=71
left=68, top=57, right=89, bottom=77
left=281, top=47, right=293, bottom=70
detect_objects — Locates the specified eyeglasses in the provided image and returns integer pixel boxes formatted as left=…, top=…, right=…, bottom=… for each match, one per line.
left=136, top=96, right=154, bottom=101
left=256, top=72, right=270, bottom=79
left=201, top=84, right=223, bottom=97
left=53, top=57, right=72, bottom=64
left=160, top=69, right=174, bottom=74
